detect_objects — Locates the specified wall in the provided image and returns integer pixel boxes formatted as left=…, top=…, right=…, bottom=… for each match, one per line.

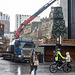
left=44, top=46, right=75, bottom=62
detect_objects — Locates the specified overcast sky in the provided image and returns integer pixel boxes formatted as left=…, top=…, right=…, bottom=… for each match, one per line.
left=0, top=0, right=59, bottom=32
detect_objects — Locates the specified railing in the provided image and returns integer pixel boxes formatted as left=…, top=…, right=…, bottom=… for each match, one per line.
left=45, top=39, right=56, bottom=43
left=62, top=39, right=75, bottom=43
left=45, top=39, right=75, bottom=44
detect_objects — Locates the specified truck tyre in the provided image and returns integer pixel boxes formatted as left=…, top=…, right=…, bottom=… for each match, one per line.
left=14, top=56, right=18, bottom=63
left=14, top=58, right=17, bottom=62
left=10, top=55, right=14, bottom=61
left=3, top=56, right=6, bottom=60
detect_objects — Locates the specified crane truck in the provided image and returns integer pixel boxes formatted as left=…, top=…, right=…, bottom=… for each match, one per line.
left=2, top=39, right=35, bottom=62
left=2, top=0, right=56, bottom=62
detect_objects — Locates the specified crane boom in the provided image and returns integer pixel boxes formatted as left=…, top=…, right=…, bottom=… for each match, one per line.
left=16, top=0, right=56, bottom=38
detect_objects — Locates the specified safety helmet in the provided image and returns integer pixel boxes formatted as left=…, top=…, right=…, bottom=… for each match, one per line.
left=57, top=48, right=61, bottom=51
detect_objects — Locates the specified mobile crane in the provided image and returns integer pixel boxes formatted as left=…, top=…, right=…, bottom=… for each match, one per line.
left=2, top=0, right=56, bottom=62
left=16, top=0, right=56, bottom=38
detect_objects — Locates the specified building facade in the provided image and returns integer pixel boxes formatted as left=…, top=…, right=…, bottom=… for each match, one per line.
left=15, top=14, right=40, bottom=31
left=38, top=17, right=51, bottom=39
left=0, top=12, right=10, bottom=33
left=20, top=22, right=39, bottom=39
left=60, top=0, right=75, bottom=39
left=20, top=17, right=52, bottom=39
left=4, top=32, right=14, bottom=42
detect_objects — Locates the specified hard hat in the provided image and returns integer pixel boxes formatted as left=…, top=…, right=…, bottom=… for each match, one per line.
left=57, top=48, right=61, bottom=51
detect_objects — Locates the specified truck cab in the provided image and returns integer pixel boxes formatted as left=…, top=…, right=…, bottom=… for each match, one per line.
left=14, top=39, right=35, bottom=62
left=3, top=39, right=35, bottom=62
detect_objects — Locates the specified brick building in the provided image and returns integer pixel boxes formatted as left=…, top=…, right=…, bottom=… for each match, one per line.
left=0, top=12, right=10, bottom=33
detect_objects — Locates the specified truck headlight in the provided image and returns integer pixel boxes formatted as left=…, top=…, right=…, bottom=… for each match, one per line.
left=18, top=55, right=21, bottom=57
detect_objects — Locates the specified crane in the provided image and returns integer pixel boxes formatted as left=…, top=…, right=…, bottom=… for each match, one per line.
left=15, top=0, right=57, bottom=38
left=1, top=0, right=58, bottom=62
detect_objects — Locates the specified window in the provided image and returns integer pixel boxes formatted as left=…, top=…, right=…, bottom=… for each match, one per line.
left=16, top=41, right=35, bottom=48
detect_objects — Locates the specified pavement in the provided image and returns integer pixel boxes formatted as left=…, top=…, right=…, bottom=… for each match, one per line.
left=0, top=57, right=75, bottom=75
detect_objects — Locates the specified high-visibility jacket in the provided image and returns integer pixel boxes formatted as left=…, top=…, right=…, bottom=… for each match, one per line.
left=55, top=51, right=66, bottom=61
left=45, top=36, right=48, bottom=39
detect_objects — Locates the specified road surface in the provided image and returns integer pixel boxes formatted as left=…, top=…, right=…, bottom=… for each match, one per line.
left=0, top=57, right=75, bottom=75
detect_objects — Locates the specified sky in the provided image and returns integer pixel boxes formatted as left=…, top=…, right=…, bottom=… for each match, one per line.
left=0, top=0, right=59, bottom=32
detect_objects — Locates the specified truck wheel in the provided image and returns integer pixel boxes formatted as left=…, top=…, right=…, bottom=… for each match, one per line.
left=14, top=57, right=18, bottom=63
left=10, top=56, right=14, bottom=61
left=14, top=58, right=17, bottom=62
left=3, top=56, right=6, bottom=60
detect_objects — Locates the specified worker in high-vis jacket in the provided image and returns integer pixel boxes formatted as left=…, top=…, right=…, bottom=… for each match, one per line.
left=55, top=48, right=66, bottom=68
left=44, top=36, right=48, bottom=39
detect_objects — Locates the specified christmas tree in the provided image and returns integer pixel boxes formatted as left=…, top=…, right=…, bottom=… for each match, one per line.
left=50, top=7, right=67, bottom=39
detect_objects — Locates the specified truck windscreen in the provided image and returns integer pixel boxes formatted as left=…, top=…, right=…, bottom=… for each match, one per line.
left=18, top=41, right=34, bottom=48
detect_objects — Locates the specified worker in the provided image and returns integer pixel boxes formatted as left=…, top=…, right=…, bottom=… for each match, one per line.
left=55, top=48, right=66, bottom=68
left=44, top=36, right=48, bottom=39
